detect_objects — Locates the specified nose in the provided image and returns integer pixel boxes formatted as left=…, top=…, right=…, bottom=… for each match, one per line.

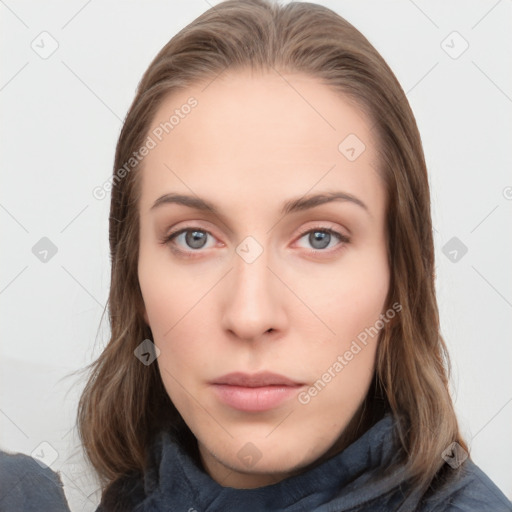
left=220, top=245, right=287, bottom=342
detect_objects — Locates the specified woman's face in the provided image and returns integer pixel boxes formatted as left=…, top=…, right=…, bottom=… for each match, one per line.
left=138, top=70, right=390, bottom=488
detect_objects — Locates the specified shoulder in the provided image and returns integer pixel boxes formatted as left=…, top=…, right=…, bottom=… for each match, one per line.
left=420, top=458, right=512, bottom=512
left=0, top=449, right=71, bottom=511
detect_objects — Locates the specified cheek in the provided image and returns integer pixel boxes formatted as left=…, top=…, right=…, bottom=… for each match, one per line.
left=292, top=249, right=388, bottom=388
left=304, top=249, right=389, bottom=341
left=138, top=249, right=202, bottom=338
left=138, top=261, right=210, bottom=379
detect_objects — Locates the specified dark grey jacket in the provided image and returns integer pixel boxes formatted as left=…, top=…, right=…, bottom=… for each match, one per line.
left=0, top=450, right=70, bottom=511
left=97, top=414, right=512, bottom=511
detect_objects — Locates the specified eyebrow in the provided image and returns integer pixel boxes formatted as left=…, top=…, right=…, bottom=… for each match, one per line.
left=150, top=191, right=369, bottom=217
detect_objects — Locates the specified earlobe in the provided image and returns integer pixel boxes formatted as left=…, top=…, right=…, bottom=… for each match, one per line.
left=138, top=285, right=150, bottom=325
left=140, top=301, right=150, bottom=325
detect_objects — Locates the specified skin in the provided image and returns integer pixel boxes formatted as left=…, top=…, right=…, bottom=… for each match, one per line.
left=137, top=69, right=389, bottom=489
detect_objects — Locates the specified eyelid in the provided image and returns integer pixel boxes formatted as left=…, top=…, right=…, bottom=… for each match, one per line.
left=161, top=226, right=218, bottom=247
left=295, top=222, right=349, bottom=240
left=293, top=224, right=350, bottom=256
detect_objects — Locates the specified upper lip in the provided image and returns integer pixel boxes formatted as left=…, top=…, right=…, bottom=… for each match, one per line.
left=211, top=372, right=303, bottom=387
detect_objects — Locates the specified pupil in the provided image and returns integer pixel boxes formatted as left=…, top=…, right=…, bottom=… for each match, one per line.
left=187, top=230, right=207, bottom=249
left=310, top=231, right=330, bottom=249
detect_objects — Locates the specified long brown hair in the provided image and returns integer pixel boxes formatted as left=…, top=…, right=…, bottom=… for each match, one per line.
left=78, top=0, right=466, bottom=496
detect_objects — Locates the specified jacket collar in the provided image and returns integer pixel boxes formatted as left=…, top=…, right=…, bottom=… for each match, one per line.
left=137, top=413, right=411, bottom=511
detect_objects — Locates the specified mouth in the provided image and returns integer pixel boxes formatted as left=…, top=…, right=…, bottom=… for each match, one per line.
left=210, top=372, right=304, bottom=412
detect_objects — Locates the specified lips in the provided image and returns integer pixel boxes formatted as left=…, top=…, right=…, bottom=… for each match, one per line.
left=210, top=372, right=304, bottom=412
left=212, top=371, right=302, bottom=387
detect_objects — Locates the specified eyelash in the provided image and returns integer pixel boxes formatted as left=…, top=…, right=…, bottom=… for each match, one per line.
left=161, top=225, right=350, bottom=259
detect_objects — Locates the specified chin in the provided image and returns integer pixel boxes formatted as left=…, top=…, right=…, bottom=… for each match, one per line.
left=204, top=432, right=329, bottom=479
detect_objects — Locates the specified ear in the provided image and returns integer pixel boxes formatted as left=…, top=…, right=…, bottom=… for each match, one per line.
left=140, top=301, right=150, bottom=325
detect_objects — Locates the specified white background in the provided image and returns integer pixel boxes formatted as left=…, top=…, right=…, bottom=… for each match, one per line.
left=1, top=1, right=511, bottom=510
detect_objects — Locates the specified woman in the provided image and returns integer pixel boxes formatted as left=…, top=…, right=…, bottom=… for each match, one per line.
left=78, top=1, right=512, bottom=510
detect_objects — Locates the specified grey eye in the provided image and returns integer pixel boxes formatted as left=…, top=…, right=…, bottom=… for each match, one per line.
left=184, top=230, right=209, bottom=249
left=308, top=231, right=331, bottom=250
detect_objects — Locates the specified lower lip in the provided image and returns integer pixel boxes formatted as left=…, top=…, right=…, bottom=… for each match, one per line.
left=211, top=384, right=301, bottom=412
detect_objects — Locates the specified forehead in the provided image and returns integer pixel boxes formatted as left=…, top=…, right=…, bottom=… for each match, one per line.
left=139, top=69, right=383, bottom=214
